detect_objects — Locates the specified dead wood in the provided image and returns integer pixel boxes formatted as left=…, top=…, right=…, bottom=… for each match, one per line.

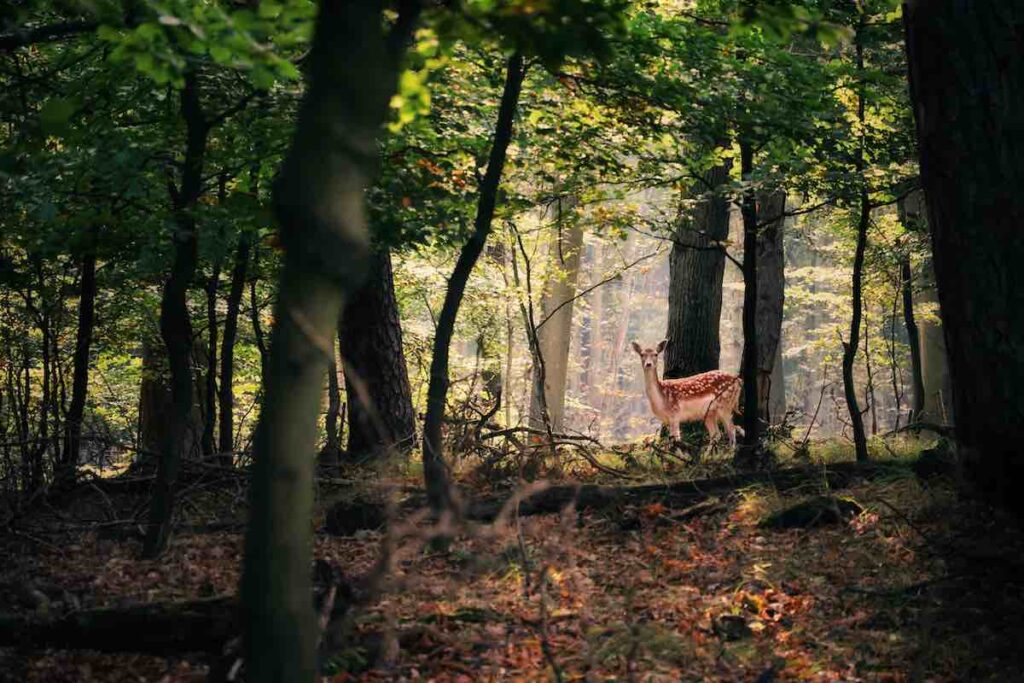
left=324, top=460, right=912, bottom=535
left=0, top=596, right=239, bottom=654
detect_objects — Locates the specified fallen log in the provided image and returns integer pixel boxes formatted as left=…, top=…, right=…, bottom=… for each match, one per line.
left=0, top=558, right=353, bottom=657
left=0, top=596, right=238, bottom=654
left=324, top=460, right=913, bottom=535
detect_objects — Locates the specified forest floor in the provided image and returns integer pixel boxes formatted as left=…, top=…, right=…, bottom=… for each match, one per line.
left=1, top=442, right=1023, bottom=682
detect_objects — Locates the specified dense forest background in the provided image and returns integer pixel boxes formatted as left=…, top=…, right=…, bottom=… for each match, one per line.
left=0, top=0, right=1021, bottom=680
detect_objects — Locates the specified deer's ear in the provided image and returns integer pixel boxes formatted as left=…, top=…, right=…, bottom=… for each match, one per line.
left=630, top=341, right=642, bottom=355
left=656, top=339, right=668, bottom=353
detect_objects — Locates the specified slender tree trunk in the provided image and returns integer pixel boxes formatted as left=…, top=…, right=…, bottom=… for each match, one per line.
left=143, top=70, right=209, bottom=559
left=916, top=255, right=952, bottom=426
left=736, top=137, right=761, bottom=460
left=842, top=23, right=870, bottom=463
left=864, top=310, right=878, bottom=435
left=339, top=249, right=416, bottom=461
left=248, top=256, right=269, bottom=392
left=755, top=190, right=786, bottom=424
left=321, top=339, right=342, bottom=464
left=218, top=232, right=251, bottom=460
left=586, top=244, right=605, bottom=407
left=529, top=196, right=584, bottom=433
left=241, top=2, right=420, bottom=679
left=664, top=158, right=733, bottom=379
left=904, top=0, right=1024, bottom=513
left=58, top=232, right=98, bottom=488
left=422, top=54, right=527, bottom=512
left=899, top=256, right=924, bottom=422
left=896, top=190, right=926, bottom=423
left=201, top=264, right=219, bottom=457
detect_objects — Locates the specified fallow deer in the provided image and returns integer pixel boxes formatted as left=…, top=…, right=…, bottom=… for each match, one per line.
left=631, top=340, right=741, bottom=449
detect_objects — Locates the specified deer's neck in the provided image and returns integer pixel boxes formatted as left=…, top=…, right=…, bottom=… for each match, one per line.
left=643, top=367, right=668, bottom=414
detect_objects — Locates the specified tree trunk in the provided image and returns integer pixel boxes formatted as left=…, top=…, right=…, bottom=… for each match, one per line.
left=339, top=249, right=416, bottom=461
left=421, top=54, right=527, bottom=512
left=916, top=255, right=952, bottom=426
left=143, top=69, right=209, bottom=559
left=903, top=0, right=1024, bottom=513
left=218, top=232, right=251, bottom=460
left=58, top=232, right=97, bottom=487
left=321, top=337, right=342, bottom=465
left=248, top=250, right=269, bottom=392
left=201, top=264, right=219, bottom=458
left=664, top=158, right=733, bottom=379
left=755, top=190, right=786, bottom=424
left=529, top=197, right=584, bottom=433
left=585, top=243, right=604, bottom=407
left=736, top=137, right=761, bottom=460
left=842, top=25, right=870, bottom=463
left=899, top=255, right=924, bottom=421
left=896, top=188, right=927, bottom=426
left=241, top=2, right=419, bottom=679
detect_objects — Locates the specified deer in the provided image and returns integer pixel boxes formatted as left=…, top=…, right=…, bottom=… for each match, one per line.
left=631, top=340, right=742, bottom=451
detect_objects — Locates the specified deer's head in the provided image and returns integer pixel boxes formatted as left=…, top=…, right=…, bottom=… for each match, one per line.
left=631, top=339, right=668, bottom=370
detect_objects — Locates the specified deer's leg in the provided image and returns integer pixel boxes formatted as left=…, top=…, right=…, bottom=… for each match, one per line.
left=721, top=413, right=737, bottom=448
left=668, top=420, right=681, bottom=441
left=704, top=415, right=720, bottom=453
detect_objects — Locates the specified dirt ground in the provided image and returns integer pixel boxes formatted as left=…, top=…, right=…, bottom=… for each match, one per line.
left=1, top=460, right=1023, bottom=682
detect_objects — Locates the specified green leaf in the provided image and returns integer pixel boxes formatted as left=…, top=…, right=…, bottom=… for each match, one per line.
left=39, top=98, right=77, bottom=135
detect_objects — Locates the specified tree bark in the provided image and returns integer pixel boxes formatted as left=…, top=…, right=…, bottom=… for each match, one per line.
left=58, top=231, right=98, bottom=487
left=529, top=196, right=584, bottom=433
left=241, top=2, right=420, bottom=679
left=755, top=190, right=786, bottom=424
left=899, top=255, right=924, bottom=422
left=143, top=70, right=209, bottom=558
left=842, top=23, right=870, bottom=463
left=339, top=249, right=416, bottom=461
left=916, top=255, right=952, bottom=427
left=201, top=263, right=219, bottom=458
left=903, top=0, right=1024, bottom=513
left=896, top=190, right=926, bottom=425
left=664, top=158, right=733, bottom=379
left=322, top=337, right=342, bottom=464
left=736, top=137, right=761, bottom=460
left=218, top=232, right=251, bottom=459
left=421, top=54, right=527, bottom=512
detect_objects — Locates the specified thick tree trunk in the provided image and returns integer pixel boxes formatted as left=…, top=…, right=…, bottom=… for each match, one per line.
left=755, top=190, right=786, bottom=424
left=736, top=138, right=761, bottom=460
left=241, top=2, right=419, bottom=679
left=529, top=197, right=584, bottom=433
left=339, top=249, right=416, bottom=461
left=58, top=234, right=97, bottom=487
left=143, top=70, right=209, bottom=558
left=842, top=26, right=870, bottom=463
left=218, top=232, right=251, bottom=459
left=903, top=0, right=1024, bottom=513
left=421, top=54, right=526, bottom=512
left=664, top=158, right=733, bottom=379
